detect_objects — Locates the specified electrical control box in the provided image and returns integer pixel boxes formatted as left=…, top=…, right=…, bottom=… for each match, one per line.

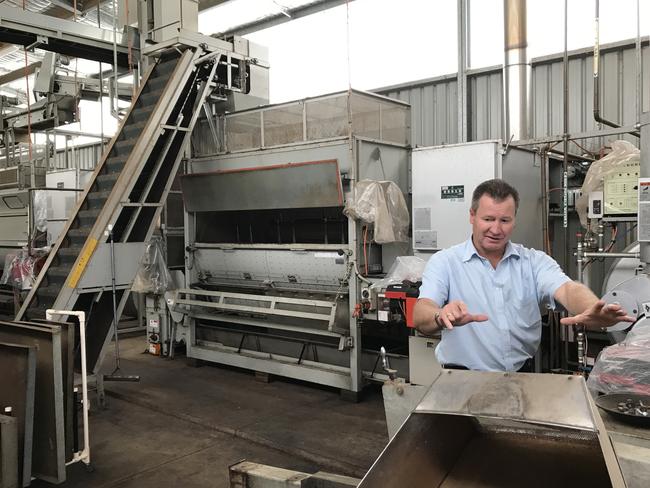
left=588, top=191, right=604, bottom=218
left=409, top=335, right=442, bottom=386
left=603, top=162, right=639, bottom=215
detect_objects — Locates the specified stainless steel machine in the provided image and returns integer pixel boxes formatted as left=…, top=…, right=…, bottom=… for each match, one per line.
left=364, top=370, right=626, bottom=488
left=175, top=89, right=411, bottom=395
left=411, top=141, right=543, bottom=255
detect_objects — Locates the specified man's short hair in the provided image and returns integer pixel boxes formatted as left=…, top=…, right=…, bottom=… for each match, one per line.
left=471, top=179, right=519, bottom=213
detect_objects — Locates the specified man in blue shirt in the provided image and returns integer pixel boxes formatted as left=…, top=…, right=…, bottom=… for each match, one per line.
left=413, top=179, right=635, bottom=372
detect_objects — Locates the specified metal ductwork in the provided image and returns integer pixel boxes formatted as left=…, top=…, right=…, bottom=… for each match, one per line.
left=503, top=0, right=530, bottom=142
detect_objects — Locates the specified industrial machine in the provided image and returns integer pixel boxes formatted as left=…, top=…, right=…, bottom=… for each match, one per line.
left=173, top=89, right=411, bottom=395
left=365, top=371, right=626, bottom=488
left=411, top=141, right=543, bottom=255
left=0, top=4, right=267, bottom=387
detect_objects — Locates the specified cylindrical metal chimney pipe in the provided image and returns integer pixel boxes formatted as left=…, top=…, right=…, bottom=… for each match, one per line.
left=503, top=0, right=530, bottom=141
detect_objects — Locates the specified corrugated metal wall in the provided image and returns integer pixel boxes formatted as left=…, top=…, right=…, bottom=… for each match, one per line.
left=376, top=39, right=650, bottom=151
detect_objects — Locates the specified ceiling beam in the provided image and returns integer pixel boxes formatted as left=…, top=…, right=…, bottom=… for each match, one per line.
left=48, top=0, right=84, bottom=18
left=0, top=62, right=41, bottom=86
left=216, top=0, right=356, bottom=37
left=0, top=4, right=131, bottom=66
left=80, top=0, right=104, bottom=14
left=198, top=0, right=237, bottom=11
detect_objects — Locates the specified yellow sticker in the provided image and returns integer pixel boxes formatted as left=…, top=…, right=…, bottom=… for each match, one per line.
left=67, top=238, right=98, bottom=288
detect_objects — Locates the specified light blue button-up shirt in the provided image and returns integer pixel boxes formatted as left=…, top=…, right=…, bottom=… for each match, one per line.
left=419, top=238, right=571, bottom=371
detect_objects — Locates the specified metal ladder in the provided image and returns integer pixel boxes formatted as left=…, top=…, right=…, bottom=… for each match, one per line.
left=16, top=47, right=218, bottom=372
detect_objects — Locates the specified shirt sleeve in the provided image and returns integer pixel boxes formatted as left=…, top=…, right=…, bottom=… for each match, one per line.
left=532, top=250, right=572, bottom=308
left=418, top=251, right=450, bottom=306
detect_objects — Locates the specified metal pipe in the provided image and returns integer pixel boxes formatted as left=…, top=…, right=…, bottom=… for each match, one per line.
left=111, top=0, right=119, bottom=119
left=540, top=148, right=550, bottom=254
left=511, top=124, right=642, bottom=146
left=593, top=0, right=629, bottom=132
left=576, top=235, right=584, bottom=283
left=597, top=222, right=604, bottom=252
left=640, top=112, right=650, bottom=269
left=457, top=0, right=469, bottom=142
left=98, top=29, right=105, bottom=148
left=636, top=0, right=642, bottom=127
left=503, top=0, right=530, bottom=141
left=562, top=0, right=569, bottom=280
left=47, top=309, right=91, bottom=468
left=109, top=224, right=120, bottom=371
left=584, top=251, right=641, bottom=259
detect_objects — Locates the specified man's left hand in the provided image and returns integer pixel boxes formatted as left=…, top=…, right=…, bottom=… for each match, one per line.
left=560, top=300, right=636, bottom=330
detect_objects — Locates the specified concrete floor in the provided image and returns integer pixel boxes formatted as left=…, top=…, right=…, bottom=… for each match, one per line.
left=33, top=335, right=389, bottom=487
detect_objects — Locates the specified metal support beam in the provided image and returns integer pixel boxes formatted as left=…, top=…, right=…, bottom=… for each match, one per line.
left=510, top=125, right=642, bottom=147
left=229, top=461, right=360, bottom=488
left=0, top=4, right=133, bottom=66
left=48, top=0, right=83, bottom=17
left=217, top=0, right=357, bottom=37
left=55, top=75, right=133, bottom=100
left=640, top=112, right=650, bottom=269
left=0, top=62, right=41, bottom=86
left=199, top=0, right=236, bottom=11
left=80, top=0, right=103, bottom=14
left=457, top=0, right=469, bottom=142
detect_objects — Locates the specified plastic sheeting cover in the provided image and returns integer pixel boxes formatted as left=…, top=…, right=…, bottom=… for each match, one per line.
left=587, top=318, right=650, bottom=396
left=344, top=180, right=409, bottom=243
left=576, top=140, right=640, bottom=228
left=1, top=247, right=49, bottom=290
left=33, top=189, right=48, bottom=233
left=370, top=256, right=426, bottom=292
left=131, top=237, right=175, bottom=294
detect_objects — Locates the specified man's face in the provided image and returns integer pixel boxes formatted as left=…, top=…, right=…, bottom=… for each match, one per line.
left=469, top=194, right=516, bottom=256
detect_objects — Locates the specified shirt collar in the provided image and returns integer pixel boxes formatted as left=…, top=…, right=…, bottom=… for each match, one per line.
left=461, top=237, right=520, bottom=263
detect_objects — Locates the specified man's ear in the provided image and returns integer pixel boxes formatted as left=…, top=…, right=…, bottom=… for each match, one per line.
left=469, top=207, right=475, bottom=224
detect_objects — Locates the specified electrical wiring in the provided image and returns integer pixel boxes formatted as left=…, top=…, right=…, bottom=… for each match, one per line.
left=398, top=301, right=406, bottom=318
left=604, top=225, right=618, bottom=253
left=354, top=261, right=371, bottom=284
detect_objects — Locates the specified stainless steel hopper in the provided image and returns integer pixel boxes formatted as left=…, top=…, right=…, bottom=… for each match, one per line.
left=360, top=370, right=625, bottom=488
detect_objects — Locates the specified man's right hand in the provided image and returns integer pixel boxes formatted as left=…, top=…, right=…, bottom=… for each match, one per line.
left=437, top=300, right=489, bottom=330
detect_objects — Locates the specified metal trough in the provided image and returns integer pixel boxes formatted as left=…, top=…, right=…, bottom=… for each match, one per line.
left=360, top=371, right=625, bottom=488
